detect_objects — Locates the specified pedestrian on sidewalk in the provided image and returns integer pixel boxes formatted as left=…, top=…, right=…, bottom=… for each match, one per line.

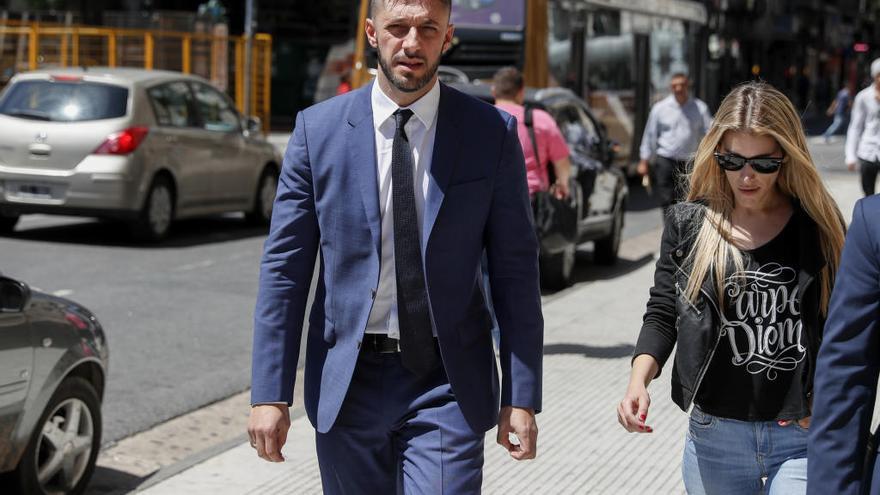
left=821, top=85, right=851, bottom=143
left=637, top=73, right=713, bottom=213
left=808, top=194, right=880, bottom=495
left=845, top=57, right=880, bottom=196
left=492, top=66, right=572, bottom=201
left=248, top=0, right=544, bottom=493
left=618, top=81, right=845, bottom=494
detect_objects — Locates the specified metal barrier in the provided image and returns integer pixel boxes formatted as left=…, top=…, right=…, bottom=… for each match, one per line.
left=0, top=23, right=272, bottom=130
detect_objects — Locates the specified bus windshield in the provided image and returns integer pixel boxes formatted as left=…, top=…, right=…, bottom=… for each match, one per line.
left=451, top=0, right=525, bottom=30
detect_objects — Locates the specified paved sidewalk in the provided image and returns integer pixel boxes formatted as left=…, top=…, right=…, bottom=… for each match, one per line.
left=136, top=172, right=864, bottom=494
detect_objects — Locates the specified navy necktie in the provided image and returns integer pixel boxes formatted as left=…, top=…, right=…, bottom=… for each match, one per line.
left=392, top=109, right=439, bottom=376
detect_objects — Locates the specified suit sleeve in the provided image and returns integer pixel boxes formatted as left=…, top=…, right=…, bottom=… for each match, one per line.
left=808, top=199, right=880, bottom=495
left=251, top=111, right=320, bottom=406
left=486, top=115, right=544, bottom=412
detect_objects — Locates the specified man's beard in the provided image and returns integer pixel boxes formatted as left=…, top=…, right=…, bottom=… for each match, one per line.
left=377, top=47, right=440, bottom=93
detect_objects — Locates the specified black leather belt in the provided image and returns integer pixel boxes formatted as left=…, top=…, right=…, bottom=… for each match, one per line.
left=362, top=334, right=401, bottom=353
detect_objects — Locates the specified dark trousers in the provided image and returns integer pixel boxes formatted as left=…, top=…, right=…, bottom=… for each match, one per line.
left=860, top=159, right=880, bottom=196
left=651, top=155, right=690, bottom=211
left=316, top=347, right=484, bottom=495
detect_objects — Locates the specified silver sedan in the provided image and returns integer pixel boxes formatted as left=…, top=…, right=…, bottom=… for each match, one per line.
left=0, top=68, right=282, bottom=241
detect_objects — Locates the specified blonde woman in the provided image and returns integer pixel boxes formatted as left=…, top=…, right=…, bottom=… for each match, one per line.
left=617, top=82, right=845, bottom=494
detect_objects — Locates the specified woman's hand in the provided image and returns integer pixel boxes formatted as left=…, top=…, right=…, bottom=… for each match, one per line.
left=618, top=382, right=653, bottom=433
left=778, top=416, right=811, bottom=429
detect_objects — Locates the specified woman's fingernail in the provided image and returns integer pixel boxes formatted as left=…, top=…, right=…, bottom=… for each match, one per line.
left=640, top=414, right=647, bottom=421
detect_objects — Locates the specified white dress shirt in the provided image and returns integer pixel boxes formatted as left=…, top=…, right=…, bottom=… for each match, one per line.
left=639, top=94, right=713, bottom=162
left=364, top=81, right=440, bottom=338
left=845, top=85, right=880, bottom=164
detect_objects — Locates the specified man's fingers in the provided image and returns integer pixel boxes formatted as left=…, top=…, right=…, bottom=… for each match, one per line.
left=496, top=427, right=515, bottom=452
left=254, top=433, right=268, bottom=460
left=264, top=432, right=284, bottom=462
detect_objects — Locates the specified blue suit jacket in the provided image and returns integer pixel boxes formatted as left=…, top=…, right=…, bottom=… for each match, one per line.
left=250, top=82, right=543, bottom=434
left=809, top=195, right=880, bottom=494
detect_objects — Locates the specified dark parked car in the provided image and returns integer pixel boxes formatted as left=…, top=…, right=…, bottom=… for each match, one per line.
left=450, top=83, right=629, bottom=289
left=0, top=274, right=108, bottom=494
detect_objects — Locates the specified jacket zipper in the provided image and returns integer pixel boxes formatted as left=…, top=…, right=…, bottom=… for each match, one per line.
left=686, top=286, right=723, bottom=413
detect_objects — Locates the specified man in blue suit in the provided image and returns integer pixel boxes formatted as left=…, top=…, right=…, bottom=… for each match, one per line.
left=809, top=195, right=880, bottom=494
left=247, top=0, right=543, bottom=492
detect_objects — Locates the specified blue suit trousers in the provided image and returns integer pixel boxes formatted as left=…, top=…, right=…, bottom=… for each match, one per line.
left=316, top=348, right=485, bottom=494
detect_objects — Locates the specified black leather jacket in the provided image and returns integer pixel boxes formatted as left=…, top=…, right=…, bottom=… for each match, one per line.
left=633, top=201, right=827, bottom=413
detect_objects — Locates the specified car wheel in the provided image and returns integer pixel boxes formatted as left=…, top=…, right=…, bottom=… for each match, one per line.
left=245, top=167, right=278, bottom=225
left=14, top=376, right=102, bottom=495
left=0, top=213, right=19, bottom=234
left=540, top=242, right=576, bottom=291
left=130, top=176, right=174, bottom=242
left=594, top=200, right=624, bottom=265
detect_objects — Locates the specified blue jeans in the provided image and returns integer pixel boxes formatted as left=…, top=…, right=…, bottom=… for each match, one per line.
left=821, top=114, right=847, bottom=139
left=683, top=407, right=808, bottom=495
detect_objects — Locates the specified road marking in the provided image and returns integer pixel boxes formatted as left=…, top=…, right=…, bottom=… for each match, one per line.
left=175, top=259, right=216, bottom=272
left=53, top=289, right=74, bottom=297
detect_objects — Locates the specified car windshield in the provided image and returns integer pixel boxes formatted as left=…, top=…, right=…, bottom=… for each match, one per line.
left=0, top=79, right=128, bottom=122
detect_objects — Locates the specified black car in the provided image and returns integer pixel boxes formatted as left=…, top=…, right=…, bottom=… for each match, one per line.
left=450, top=83, right=629, bottom=289
left=0, top=274, right=108, bottom=494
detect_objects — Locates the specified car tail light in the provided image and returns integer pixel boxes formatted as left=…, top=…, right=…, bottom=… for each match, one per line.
left=94, top=127, right=149, bottom=155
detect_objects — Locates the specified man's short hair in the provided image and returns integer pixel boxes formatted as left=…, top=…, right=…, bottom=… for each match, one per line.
left=493, top=67, right=524, bottom=100
left=670, top=72, right=689, bottom=81
left=370, top=0, right=452, bottom=18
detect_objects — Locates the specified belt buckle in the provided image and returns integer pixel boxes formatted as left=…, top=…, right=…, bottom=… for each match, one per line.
left=380, top=336, right=400, bottom=354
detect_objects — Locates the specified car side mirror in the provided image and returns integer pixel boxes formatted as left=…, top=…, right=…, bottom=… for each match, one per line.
left=244, top=116, right=262, bottom=135
left=0, top=277, right=30, bottom=312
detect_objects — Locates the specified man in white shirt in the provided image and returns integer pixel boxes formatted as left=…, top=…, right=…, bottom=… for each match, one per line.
left=637, top=73, right=713, bottom=211
left=845, top=57, right=880, bottom=196
left=247, top=0, right=544, bottom=493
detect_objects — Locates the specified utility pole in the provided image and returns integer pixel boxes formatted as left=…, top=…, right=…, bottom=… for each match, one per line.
left=243, top=0, right=255, bottom=117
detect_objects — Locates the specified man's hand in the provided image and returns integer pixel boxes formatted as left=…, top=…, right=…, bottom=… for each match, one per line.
left=637, top=159, right=650, bottom=177
left=248, top=404, right=291, bottom=462
left=848, top=162, right=857, bottom=172
left=552, top=179, right=570, bottom=200
left=497, top=406, right=538, bottom=460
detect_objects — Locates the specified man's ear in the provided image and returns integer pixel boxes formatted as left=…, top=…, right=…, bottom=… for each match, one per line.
left=365, top=18, right=379, bottom=48
left=443, top=24, right=455, bottom=54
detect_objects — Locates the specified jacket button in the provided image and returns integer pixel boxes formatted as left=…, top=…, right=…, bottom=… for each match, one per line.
left=675, top=249, right=684, bottom=258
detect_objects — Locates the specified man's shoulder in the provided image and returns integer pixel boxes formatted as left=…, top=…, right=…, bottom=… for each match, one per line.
left=692, top=98, right=710, bottom=111
left=298, top=85, right=370, bottom=124
left=443, top=83, right=511, bottom=125
left=857, top=195, right=880, bottom=221
left=856, top=86, right=875, bottom=102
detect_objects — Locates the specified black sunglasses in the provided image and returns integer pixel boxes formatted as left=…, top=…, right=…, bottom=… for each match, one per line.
left=714, top=152, right=784, bottom=174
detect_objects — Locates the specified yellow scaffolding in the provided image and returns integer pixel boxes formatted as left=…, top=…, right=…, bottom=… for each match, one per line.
left=0, top=23, right=272, bottom=130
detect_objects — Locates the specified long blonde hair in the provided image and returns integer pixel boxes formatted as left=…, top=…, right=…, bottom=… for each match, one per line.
left=683, top=82, right=844, bottom=315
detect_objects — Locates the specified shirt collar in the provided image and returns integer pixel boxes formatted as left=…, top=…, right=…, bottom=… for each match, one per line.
left=371, top=79, right=440, bottom=131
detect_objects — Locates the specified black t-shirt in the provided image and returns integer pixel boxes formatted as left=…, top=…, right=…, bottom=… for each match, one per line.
left=695, top=214, right=810, bottom=421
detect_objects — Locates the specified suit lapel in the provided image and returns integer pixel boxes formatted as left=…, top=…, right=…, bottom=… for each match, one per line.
left=422, top=84, right=461, bottom=253
left=347, top=84, right=382, bottom=255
